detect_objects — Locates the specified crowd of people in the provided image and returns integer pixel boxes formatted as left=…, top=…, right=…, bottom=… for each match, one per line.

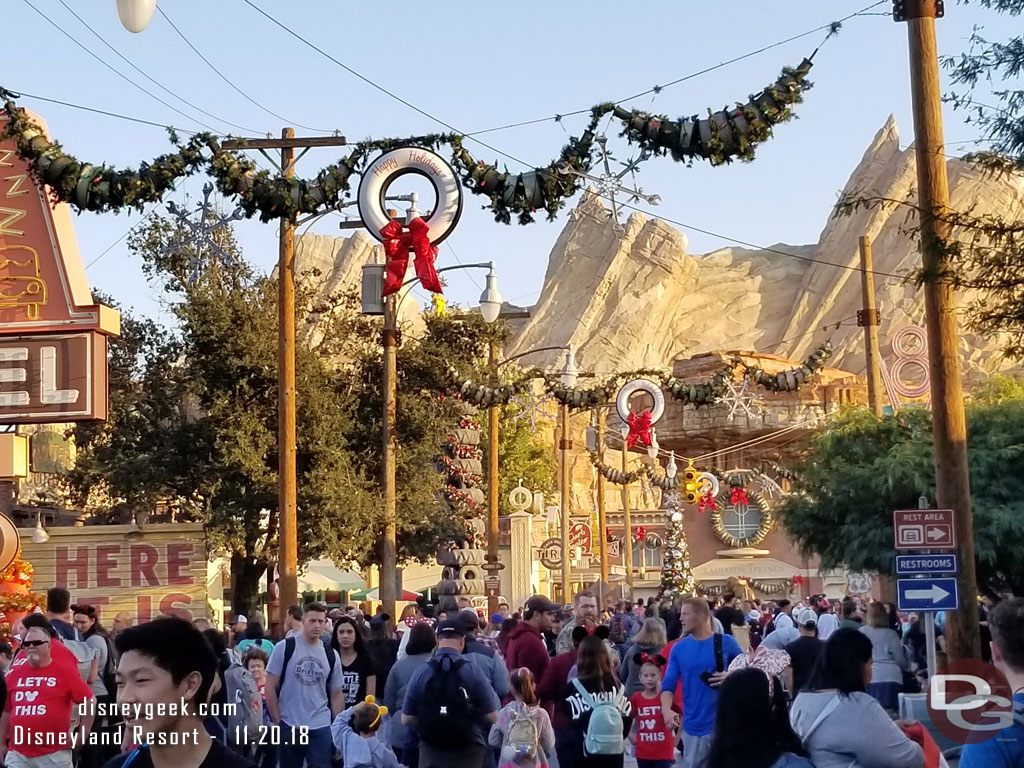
left=0, top=586, right=1021, bottom=768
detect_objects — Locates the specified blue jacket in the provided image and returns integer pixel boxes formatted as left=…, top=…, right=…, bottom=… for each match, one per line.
left=464, top=636, right=509, bottom=700
left=381, top=651, right=432, bottom=751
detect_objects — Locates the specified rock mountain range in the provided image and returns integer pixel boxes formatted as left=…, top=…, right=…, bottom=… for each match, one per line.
left=295, top=117, right=1024, bottom=384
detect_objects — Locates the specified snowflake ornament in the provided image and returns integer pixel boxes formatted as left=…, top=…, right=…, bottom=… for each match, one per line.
left=164, top=183, right=245, bottom=286
left=715, top=379, right=763, bottom=422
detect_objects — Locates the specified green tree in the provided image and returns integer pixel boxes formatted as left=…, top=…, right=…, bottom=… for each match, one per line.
left=489, top=400, right=556, bottom=517
left=776, top=388, right=1024, bottom=594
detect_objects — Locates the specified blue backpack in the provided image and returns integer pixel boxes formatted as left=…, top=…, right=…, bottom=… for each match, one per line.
left=571, top=679, right=624, bottom=756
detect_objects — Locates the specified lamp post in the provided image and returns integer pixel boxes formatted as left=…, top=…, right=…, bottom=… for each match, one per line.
left=558, top=348, right=578, bottom=602
left=492, top=344, right=570, bottom=610
left=363, top=218, right=501, bottom=621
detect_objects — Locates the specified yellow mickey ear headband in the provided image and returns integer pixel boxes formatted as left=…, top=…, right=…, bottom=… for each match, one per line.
left=364, top=695, right=388, bottom=728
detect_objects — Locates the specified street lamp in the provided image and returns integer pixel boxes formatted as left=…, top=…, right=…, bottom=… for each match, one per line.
left=116, top=0, right=157, bottom=32
left=370, top=223, right=501, bottom=622
left=558, top=346, right=578, bottom=602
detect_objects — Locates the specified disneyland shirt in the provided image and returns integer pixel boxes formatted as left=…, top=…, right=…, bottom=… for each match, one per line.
left=5, top=660, right=93, bottom=757
left=266, top=637, right=344, bottom=729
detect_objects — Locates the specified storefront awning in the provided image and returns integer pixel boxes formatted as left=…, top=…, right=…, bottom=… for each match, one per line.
left=297, top=560, right=365, bottom=593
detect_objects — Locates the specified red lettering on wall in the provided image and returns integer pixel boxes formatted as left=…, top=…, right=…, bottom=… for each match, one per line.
left=129, top=545, right=160, bottom=586
left=56, top=546, right=89, bottom=589
left=158, top=593, right=193, bottom=620
left=166, top=543, right=192, bottom=585
left=136, top=595, right=152, bottom=624
left=87, top=597, right=110, bottom=614
left=95, top=545, right=122, bottom=588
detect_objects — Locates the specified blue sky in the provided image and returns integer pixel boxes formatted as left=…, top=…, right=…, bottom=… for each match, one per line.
left=2, top=1, right=1002, bottom=322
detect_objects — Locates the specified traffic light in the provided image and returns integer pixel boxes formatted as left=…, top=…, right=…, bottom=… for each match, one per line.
left=683, top=465, right=701, bottom=504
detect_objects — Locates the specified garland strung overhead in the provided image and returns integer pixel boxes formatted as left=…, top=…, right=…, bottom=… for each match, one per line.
left=0, top=57, right=813, bottom=225
left=450, top=342, right=832, bottom=412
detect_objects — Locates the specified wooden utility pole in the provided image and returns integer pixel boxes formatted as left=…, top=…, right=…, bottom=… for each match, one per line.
left=858, top=235, right=885, bottom=418
left=278, top=128, right=298, bottom=620
left=486, top=339, right=501, bottom=617
left=621, top=440, right=634, bottom=602
left=381, top=295, right=399, bottom=622
left=898, top=0, right=980, bottom=660
left=559, top=404, right=571, bottom=602
left=221, top=130, right=348, bottom=627
left=596, top=410, right=609, bottom=607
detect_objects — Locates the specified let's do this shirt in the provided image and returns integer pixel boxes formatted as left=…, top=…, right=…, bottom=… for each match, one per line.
left=661, top=633, right=742, bottom=737
left=266, top=637, right=344, bottom=730
left=5, top=663, right=94, bottom=758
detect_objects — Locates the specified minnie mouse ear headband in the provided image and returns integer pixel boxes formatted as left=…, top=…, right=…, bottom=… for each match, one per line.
left=634, top=652, right=666, bottom=668
left=571, top=624, right=610, bottom=644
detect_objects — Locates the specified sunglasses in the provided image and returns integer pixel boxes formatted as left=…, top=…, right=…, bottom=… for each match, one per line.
left=22, top=640, right=49, bottom=648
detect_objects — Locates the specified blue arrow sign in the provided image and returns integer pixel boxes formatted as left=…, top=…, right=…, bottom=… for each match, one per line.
left=895, top=554, right=958, bottom=576
left=897, top=577, right=960, bottom=612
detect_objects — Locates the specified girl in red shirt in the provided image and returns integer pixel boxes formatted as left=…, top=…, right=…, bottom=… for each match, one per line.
left=628, top=653, right=677, bottom=768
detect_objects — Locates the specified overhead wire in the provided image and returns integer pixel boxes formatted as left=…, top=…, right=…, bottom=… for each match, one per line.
left=53, top=0, right=262, bottom=135
left=85, top=205, right=161, bottom=269
left=467, top=0, right=889, bottom=136
left=20, top=0, right=220, bottom=134
left=156, top=5, right=337, bottom=135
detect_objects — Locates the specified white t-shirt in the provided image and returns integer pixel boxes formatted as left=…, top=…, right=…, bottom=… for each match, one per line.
left=816, top=613, right=839, bottom=641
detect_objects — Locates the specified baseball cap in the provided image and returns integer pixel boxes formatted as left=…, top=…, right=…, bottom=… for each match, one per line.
left=525, top=595, right=559, bottom=615
left=797, top=608, right=818, bottom=628
left=489, top=613, right=503, bottom=625
left=233, top=614, right=248, bottom=624
left=436, top=619, right=465, bottom=639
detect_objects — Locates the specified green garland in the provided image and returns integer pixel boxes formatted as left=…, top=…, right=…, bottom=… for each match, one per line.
left=585, top=449, right=681, bottom=489
left=449, top=342, right=832, bottom=412
left=0, top=58, right=813, bottom=225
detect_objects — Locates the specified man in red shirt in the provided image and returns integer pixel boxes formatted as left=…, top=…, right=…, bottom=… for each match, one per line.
left=505, top=595, right=557, bottom=681
left=0, top=623, right=94, bottom=768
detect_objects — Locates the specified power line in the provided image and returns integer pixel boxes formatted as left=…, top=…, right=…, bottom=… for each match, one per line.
left=156, top=6, right=337, bottom=135
left=54, top=0, right=262, bottom=135
left=2, top=89, right=207, bottom=134
left=85, top=206, right=160, bottom=269
left=20, top=0, right=219, bottom=134
left=239, top=0, right=529, bottom=169
left=468, top=0, right=888, bottom=137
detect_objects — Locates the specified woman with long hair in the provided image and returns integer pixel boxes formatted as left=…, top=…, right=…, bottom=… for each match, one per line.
left=791, top=628, right=923, bottom=768
left=560, top=635, right=631, bottom=768
left=860, top=602, right=910, bottom=710
left=704, top=668, right=811, bottom=768
left=383, top=622, right=436, bottom=767
left=497, top=617, right=518, bottom=657
left=72, top=605, right=114, bottom=768
left=618, top=618, right=668, bottom=697
left=331, top=615, right=377, bottom=707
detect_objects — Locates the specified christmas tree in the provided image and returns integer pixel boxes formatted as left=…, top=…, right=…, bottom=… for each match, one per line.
left=0, top=559, right=44, bottom=643
left=659, top=491, right=697, bottom=598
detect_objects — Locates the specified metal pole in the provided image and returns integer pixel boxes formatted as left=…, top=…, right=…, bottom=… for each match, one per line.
left=920, top=495, right=938, bottom=678
left=560, top=403, right=571, bottom=602
left=277, top=128, right=298, bottom=624
left=621, top=440, right=634, bottom=603
left=487, top=339, right=500, bottom=617
left=859, top=235, right=885, bottom=419
left=380, top=294, right=399, bottom=622
left=596, top=410, right=609, bottom=608
left=904, top=8, right=980, bottom=660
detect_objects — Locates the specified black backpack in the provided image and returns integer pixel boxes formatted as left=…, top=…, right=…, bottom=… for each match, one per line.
left=415, top=656, right=477, bottom=748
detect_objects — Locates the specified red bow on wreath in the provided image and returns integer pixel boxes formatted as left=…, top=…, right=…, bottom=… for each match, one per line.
left=730, top=487, right=749, bottom=506
left=635, top=526, right=647, bottom=541
left=626, top=410, right=653, bottom=448
left=792, top=575, right=805, bottom=586
left=698, top=491, right=718, bottom=513
left=380, top=217, right=443, bottom=297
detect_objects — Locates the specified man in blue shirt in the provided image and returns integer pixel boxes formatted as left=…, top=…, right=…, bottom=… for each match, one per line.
left=961, top=598, right=1024, bottom=768
left=403, top=619, right=499, bottom=768
left=660, top=598, right=742, bottom=768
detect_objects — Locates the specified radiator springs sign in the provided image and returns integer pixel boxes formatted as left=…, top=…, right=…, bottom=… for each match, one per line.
left=18, top=523, right=209, bottom=622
